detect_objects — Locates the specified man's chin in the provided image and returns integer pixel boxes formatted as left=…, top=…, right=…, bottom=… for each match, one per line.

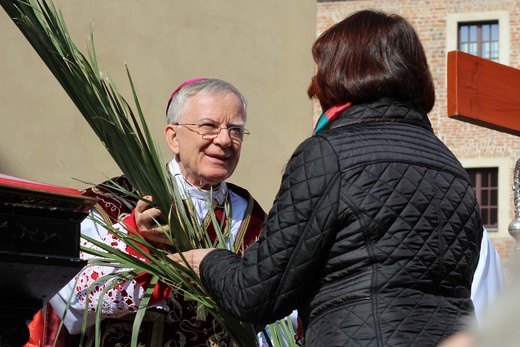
left=203, top=171, right=233, bottom=187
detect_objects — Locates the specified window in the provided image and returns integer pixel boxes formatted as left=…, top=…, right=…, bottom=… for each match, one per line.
left=466, top=168, right=498, bottom=230
left=446, top=11, right=509, bottom=66
left=458, top=21, right=499, bottom=62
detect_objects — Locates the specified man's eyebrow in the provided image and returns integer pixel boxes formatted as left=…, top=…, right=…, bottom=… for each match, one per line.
left=196, top=115, right=246, bottom=126
left=196, top=115, right=216, bottom=122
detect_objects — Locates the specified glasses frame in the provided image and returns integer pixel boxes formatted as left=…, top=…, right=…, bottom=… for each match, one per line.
left=175, top=122, right=250, bottom=142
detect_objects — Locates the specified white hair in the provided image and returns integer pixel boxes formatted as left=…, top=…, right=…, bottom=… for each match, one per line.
left=166, top=79, right=248, bottom=124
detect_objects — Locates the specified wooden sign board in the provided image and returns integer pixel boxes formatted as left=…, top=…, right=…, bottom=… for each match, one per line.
left=447, top=50, right=520, bottom=136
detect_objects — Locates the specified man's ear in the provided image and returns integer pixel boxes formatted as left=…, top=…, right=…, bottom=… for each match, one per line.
left=164, top=124, right=180, bottom=155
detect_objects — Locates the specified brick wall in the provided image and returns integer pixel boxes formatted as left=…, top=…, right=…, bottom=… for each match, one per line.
left=317, top=0, right=520, bottom=284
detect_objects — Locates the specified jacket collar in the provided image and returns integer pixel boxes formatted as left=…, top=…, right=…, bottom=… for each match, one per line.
left=330, top=98, right=433, bottom=132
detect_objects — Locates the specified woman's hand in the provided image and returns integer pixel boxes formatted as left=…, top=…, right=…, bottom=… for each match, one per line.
left=168, top=249, right=215, bottom=277
left=135, top=196, right=173, bottom=246
left=438, top=333, right=475, bottom=347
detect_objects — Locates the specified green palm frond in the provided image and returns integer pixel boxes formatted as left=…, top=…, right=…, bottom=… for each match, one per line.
left=82, top=221, right=259, bottom=346
left=1, top=0, right=190, bottom=250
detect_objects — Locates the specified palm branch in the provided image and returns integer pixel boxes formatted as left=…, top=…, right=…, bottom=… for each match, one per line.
left=0, top=0, right=192, bottom=250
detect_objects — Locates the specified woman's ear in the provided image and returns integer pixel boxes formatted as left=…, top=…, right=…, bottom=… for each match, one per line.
left=164, top=124, right=180, bottom=155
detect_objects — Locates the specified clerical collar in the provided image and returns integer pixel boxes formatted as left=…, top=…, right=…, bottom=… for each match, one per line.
left=167, top=160, right=227, bottom=205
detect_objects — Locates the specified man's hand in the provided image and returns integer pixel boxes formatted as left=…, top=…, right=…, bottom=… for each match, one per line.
left=135, top=196, right=173, bottom=246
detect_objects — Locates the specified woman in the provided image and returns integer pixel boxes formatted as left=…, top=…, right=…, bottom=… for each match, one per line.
left=176, top=9, right=482, bottom=346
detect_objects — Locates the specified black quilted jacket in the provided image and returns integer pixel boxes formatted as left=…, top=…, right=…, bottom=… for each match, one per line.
left=201, top=98, right=482, bottom=346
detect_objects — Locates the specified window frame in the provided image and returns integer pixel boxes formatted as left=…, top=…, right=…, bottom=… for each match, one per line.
left=447, top=11, right=510, bottom=66
left=466, top=167, right=499, bottom=230
left=458, top=21, right=499, bottom=62
left=461, top=158, right=511, bottom=237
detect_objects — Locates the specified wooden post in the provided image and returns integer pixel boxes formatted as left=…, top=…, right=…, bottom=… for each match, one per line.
left=447, top=50, right=520, bottom=251
left=447, top=50, right=520, bottom=137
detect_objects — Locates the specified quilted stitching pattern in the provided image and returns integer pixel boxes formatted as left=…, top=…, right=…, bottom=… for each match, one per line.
left=200, top=99, right=482, bottom=347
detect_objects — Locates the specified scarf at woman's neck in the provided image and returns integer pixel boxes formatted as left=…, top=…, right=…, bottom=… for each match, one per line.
left=313, top=102, right=352, bottom=135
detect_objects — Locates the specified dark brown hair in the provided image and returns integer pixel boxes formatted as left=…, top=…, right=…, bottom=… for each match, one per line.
left=307, top=9, right=435, bottom=112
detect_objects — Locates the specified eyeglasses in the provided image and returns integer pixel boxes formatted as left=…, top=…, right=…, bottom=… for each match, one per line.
left=175, top=122, right=250, bottom=141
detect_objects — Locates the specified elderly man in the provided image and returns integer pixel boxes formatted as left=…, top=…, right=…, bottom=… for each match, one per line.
left=29, top=78, right=265, bottom=346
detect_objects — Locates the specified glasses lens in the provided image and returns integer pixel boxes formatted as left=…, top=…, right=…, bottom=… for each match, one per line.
left=198, top=123, right=220, bottom=136
left=228, top=127, right=243, bottom=138
left=239, top=129, right=250, bottom=142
